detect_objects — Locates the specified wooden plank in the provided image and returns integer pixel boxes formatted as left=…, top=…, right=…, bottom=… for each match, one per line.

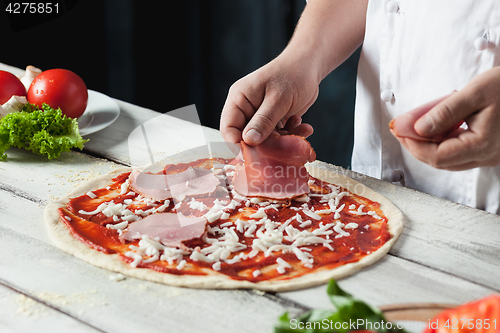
left=0, top=191, right=304, bottom=333
left=279, top=252, right=495, bottom=310
left=0, top=284, right=100, bottom=333
left=0, top=148, right=123, bottom=204
left=380, top=303, right=453, bottom=322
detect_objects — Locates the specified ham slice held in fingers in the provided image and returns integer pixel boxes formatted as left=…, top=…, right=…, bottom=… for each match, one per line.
left=121, top=213, right=207, bottom=247
left=389, top=93, right=464, bottom=142
left=129, top=167, right=220, bottom=202
left=232, top=134, right=316, bottom=199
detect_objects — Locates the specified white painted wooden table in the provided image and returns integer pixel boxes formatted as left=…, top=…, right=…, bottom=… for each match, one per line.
left=1, top=62, right=499, bottom=332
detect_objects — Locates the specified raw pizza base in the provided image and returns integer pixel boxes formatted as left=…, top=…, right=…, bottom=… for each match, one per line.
left=44, top=160, right=404, bottom=292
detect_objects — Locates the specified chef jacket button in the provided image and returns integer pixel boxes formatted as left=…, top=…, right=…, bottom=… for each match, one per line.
left=390, top=169, right=403, bottom=182
left=390, top=169, right=405, bottom=186
left=380, top=89, right=394, bottom=102
left=474, top=37, right=489, bottom=51
left=386, top=1, right=399, bottom=14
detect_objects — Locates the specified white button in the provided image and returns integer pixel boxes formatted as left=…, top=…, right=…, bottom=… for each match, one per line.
left=474, top=37, right=489, bottom=51
left=390, top=169, right=403, bottom=182
left=390, top=169, right=405, bottom=186
left=380, top=89, right=394, bottom=102
left=386, top=1, right=399, bottom=14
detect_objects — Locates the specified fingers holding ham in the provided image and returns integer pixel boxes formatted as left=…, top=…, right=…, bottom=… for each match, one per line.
left=389, top=93, right=464, bottom=142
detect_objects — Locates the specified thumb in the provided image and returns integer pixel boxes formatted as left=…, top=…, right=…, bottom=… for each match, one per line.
left=242, top=93, right=290, bottom=145
left=414, top=92, right=471, bottom=137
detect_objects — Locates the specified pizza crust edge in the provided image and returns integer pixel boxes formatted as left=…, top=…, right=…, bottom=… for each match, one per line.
left=43, top=162, right=404, bottom=292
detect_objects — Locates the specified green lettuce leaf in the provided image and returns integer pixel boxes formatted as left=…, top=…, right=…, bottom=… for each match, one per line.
left=0, top=103, right=88, bottom=160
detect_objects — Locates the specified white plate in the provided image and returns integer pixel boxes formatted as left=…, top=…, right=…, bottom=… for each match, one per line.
left=78, top=90, right=120, bottom=136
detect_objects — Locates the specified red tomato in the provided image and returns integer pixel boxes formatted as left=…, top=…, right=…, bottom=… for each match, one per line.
left=424, top=295, right=500, bottom=333
left=0, top=70, right=27, bottom=104
left=27, top=69, right=88, bottom=118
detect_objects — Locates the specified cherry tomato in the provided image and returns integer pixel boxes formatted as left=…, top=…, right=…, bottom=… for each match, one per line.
left=27, top=69, right=88, bottom=118
left=424, top=295, right=500, bottom=333
left=0, top=70, right=27, bottom=105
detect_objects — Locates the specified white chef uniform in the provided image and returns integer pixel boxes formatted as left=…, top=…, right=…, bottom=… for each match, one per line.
left=351, top=0, right=500, bottom=214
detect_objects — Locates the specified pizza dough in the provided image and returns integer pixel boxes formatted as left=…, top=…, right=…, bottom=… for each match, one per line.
left=44, top=160, right=403, bottom=292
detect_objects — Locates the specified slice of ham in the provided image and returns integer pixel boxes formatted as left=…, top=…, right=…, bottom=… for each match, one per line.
left=168, top=167, right=221, bottom=202
left=129, top=167, right=220, bottom=202
left=389, top=93, right=464, bottom=142
left=121, top=213, right=207, bottom=247
left=129, top=170, right=172, bottom=201
left=232, top=134, right=316, bottom=199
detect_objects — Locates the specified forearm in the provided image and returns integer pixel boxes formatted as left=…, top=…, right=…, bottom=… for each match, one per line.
left=280, top=0, right=368, bottom=82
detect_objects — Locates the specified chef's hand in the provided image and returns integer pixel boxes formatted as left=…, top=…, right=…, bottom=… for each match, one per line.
left=393, top=67, right=500, bottom=171
left=220, top=55, right=317, bottom=146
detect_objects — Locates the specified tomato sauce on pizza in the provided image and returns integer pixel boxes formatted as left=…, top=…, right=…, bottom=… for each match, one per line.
left=57, top=156, right=391, bottom=283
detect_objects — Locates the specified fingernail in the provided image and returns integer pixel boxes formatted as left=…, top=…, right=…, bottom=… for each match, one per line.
left=415, top=116, right=433, bottom=135
left=246, top=129, right=262, bottom=143
left=276, top=120, right=284, bottom=129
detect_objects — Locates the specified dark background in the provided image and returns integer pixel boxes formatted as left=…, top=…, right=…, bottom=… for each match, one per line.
left=0, top=0, right=359, bottom=168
